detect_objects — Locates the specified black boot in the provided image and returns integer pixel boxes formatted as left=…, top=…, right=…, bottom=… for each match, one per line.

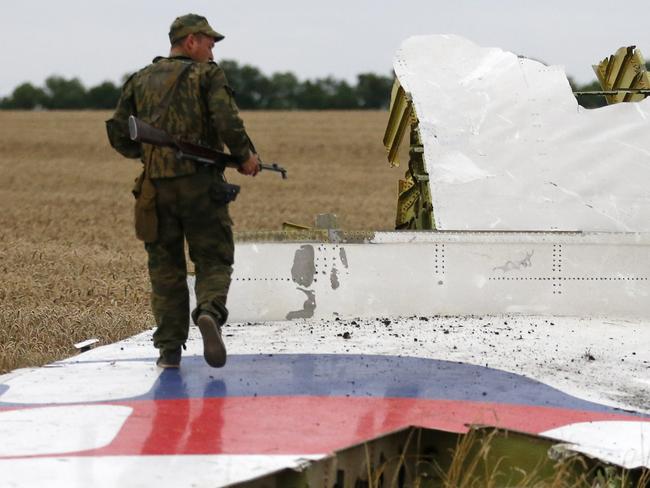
left=156, top=347, right=182, bottom=368
left=197, top=312, right=227, bottom=368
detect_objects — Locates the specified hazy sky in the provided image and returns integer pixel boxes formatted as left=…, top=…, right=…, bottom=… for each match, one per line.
left=2, top=0, right=649, bottom=97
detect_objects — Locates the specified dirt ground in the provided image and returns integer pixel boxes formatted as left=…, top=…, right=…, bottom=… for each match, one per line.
left=0, top=110, right=400, bottom=373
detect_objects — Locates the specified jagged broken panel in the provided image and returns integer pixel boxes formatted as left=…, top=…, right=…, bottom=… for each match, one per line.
left=393, top=35, right=650, bottom=231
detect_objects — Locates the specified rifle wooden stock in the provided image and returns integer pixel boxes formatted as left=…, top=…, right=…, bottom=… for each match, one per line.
left=128, top=116, right=176, bottom=149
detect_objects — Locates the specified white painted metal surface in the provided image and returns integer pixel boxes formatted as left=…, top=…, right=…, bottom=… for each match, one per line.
left=1, top=313, right=648, bottom=484
left=1, top=356, right=160, bottom=404
left=3, top=314, right=648, bottom=415
left=394, top=35, right=650, bottom=231
left=206, top=232, right=650, bottom=322
left=1, top=456, right=322, bottom=488
left=542, top=421, right=650, bottom=470
left=0, top=405, right=132, bottom=456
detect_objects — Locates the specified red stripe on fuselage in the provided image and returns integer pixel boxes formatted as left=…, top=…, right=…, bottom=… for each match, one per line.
left=88, top=397, right=646, bottom=456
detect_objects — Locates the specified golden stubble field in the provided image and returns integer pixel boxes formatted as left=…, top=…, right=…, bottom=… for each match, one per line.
left=0, top=110, right=400, bottom=373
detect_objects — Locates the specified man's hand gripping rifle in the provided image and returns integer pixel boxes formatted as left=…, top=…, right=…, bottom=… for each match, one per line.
left=128, top=115, right=287, bottom=179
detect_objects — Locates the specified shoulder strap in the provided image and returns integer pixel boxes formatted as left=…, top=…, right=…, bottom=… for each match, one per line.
left=151, top=60, right=194, bottom=126
left=144, top=60, right=194, bottom=175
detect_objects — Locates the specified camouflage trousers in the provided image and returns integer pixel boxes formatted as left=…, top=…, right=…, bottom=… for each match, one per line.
left=145, top=166, right=234, bottom=351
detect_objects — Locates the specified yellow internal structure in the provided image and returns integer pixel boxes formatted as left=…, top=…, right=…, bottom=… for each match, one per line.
left=383, top=80, right=434, bottom=230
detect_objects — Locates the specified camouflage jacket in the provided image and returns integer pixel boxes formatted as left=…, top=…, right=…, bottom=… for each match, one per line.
left=106, top=55, right=252, bottom=178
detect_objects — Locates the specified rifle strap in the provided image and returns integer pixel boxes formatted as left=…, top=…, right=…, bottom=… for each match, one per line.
left=145, top=60, right=194, bottom=177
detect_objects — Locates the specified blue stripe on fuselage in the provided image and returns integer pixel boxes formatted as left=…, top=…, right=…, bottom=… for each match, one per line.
left=134, top=354, right=637, bottom=415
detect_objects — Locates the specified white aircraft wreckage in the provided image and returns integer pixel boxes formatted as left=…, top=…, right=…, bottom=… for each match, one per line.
left=1, top=35, right=649, bottom=487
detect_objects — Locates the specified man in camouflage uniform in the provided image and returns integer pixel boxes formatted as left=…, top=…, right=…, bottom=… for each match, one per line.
left=106, top=14, right=259, bottom=368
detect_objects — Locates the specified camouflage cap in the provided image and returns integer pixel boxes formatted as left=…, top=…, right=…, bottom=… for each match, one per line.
left=169, top=14, right=224, bottom=44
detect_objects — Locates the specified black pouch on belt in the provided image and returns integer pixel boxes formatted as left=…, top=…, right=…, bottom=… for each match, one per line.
left=209, top=182, right=241, bottom=205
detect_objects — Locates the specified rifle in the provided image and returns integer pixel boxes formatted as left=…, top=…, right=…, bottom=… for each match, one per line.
left=128, top=115, right=288, bottom=179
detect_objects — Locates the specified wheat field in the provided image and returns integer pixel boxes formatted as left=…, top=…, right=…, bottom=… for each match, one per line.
left=0, top=110, right=399, bottom=373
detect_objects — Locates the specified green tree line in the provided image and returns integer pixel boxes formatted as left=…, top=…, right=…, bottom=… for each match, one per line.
left=0, top=60, right=393, bottom=111
left=3, top=60, right=648, bottom=111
